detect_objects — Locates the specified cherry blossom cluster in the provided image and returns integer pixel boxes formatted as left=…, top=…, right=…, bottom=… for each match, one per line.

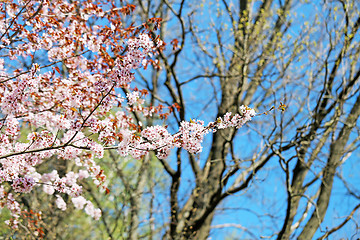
left=134, top=107, right=256, bottom=158
left=111, top=33, right=160, bottom=86
left=55, top=194, right=100, bottom=219
left=0, top=0, right=256, bottom=231
left=0, top=186, right=21, bottom=229
left=214, top=105, right=256, bottom=130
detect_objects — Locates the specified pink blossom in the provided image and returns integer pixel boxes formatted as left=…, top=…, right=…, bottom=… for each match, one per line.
left=126, top=91, right=140, bottom=105
left=90, top=142, right=104, bottom=159
left=68, top=184, right=83, bottom=197
left=78, top=170, right=89, bottom=180
left=11, top=177, right=35, bottom=193
left=4, top=116, right=19, bottom=137
left=72, top=196, right=87, bottom=209
left=43, top=184, right=55, bottom=195
left=178, top=120, right=208, bottom=154
left=84, top=201, right=101, bottom=220
left=55, top=195, right=67, bottom=211
left=42, top=170, right=59, bottom=182
left=65, top=172, right=78, bottom=186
